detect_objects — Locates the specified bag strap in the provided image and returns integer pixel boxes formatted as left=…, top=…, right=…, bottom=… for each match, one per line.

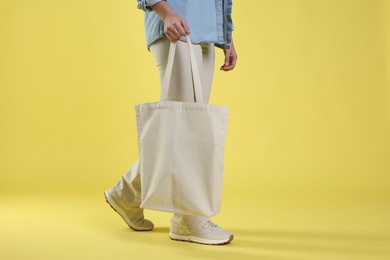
left=161, top=36, right=204, bottom=103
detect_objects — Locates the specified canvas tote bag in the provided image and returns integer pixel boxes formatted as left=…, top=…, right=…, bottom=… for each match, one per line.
left=135, top=36, right=229, bottom=217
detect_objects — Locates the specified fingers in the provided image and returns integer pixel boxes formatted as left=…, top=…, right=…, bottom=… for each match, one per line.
left=165, top=27, right=180, bottom=42
left=220, top=50, right=237, bottom=71
left=181, top=19, right=191, bottom=35
left=165, top=31, right=175, bottom=42
left=164, top=15, right=190, bottom=42
left=164, top=24, right=184, bottom=42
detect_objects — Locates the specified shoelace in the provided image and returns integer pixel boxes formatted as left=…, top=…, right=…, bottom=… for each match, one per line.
left=203, top=220, right=218, bottom=229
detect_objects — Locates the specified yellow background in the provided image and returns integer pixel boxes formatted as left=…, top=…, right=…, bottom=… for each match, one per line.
left=1, top=0, right=389, bottom=259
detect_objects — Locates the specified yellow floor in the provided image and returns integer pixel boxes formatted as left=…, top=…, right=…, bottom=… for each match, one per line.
left=1, top=192, right=389, bottom=260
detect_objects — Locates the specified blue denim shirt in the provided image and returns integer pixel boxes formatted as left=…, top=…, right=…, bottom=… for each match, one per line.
left=137, top=0, right=234, bottom=50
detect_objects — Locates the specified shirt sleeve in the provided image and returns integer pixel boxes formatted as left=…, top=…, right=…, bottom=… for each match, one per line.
left=137, top=0, right=163, bottom=12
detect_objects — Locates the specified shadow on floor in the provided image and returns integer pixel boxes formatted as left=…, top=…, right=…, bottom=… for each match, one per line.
left=106, top=226, right=390, bottom=260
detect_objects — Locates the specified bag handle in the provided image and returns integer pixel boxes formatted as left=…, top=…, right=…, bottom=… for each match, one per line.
left=161, top=36, right=204, bottom=103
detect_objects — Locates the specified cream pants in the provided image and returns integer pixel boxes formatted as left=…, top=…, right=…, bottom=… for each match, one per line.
left=111, top=37, right=215, bottom=217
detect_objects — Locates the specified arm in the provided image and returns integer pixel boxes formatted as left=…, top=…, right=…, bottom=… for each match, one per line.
left=137, top=0, right=162, bottom=12
left=151, top=1, right=190, bottom=42
left=220, top=37, right=237, bottom=71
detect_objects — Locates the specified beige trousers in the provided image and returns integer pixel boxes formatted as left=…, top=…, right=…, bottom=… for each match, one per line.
left=111, top=37, right=215, bottom=216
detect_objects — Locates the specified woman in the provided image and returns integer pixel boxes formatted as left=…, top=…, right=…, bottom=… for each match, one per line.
left=104, top=0, right=237, bottom=245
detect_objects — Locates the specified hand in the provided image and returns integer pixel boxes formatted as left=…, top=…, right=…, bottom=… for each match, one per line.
left=163, top=14, right=191, bottom=42
left=220, top=39, right=237, bottom=71
left=151, top=1, right=190, bottom=42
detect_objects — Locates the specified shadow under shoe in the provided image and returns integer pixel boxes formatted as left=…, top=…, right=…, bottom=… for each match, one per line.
left=104, top=187, right=154, bottom=231
left=169, top=215, right=233, bottom=245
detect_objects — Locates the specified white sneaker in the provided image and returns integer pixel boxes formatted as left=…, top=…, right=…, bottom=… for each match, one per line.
left=104, top=187, right=154, bottom=231
left=169, top=215, right=234, bottom=245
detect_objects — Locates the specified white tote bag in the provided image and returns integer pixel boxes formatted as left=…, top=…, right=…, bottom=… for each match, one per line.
left=135, top=37, right=229, bottom=217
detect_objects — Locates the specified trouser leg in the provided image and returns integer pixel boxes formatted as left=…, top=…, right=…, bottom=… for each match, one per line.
left=111, top=160, right=141, bottom=208
left=150, top=36, right=215, bottom=103
left=106, top=158, right=154, bottom=230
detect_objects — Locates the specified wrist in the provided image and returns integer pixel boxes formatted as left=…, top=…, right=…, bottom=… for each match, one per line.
left=151, top=1, right=174, bottom=22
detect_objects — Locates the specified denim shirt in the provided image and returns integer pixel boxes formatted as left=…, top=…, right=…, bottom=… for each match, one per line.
left=136, top=0, right=234, bottom=50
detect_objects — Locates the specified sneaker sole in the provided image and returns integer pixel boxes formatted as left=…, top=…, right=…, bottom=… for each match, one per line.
left=169, top=232, right=234, bottom=245
left=104, top=191, right=153, bottom=231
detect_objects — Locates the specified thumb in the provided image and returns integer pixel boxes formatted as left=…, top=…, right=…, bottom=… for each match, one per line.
left=224, top=51, right=231, bottom=66
left=181, top=19, right=191, bottom=34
